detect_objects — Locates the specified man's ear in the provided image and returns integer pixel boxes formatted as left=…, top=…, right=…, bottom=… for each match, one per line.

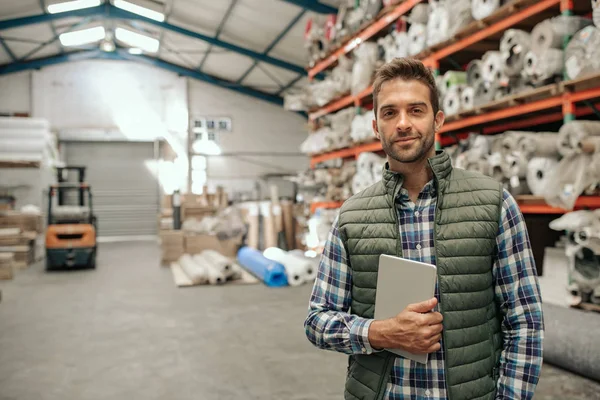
left=372, top=118, right=381, bottom=140
left=434, top=110, right=445, bottom=132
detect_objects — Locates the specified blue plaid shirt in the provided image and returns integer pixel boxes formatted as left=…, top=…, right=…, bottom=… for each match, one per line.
left=305, top=181, right=544, bottom=399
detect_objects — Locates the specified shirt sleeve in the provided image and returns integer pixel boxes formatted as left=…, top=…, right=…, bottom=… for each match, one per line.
left=304, top=215, right=377, bottom=355
left=494, top=189, right=544, bottom=399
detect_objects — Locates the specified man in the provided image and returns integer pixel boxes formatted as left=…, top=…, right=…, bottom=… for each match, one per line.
left=304, top=58, right=544, bottom=400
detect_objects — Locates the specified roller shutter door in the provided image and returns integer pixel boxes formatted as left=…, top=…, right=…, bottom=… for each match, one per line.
left=63, top=141, right=159, bottom=237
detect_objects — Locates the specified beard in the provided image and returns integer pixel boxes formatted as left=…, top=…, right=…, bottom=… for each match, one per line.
left=379, top=122, right=436, bottom=164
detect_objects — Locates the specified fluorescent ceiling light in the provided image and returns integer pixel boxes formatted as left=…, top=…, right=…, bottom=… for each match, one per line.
left=113, top=0, right=165, bottom=22
left=59, top=26, right=106, bottom=47
left=128, top=47, right=143, bottom=55
left=48, top=0, right=101, bottom=14
left=115, top=28, right=159, bottom=53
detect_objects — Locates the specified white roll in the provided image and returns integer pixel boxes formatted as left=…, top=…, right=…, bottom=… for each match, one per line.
left=263, top=247, right=309, bottom=285
left=0, top=129, right=47, bottom=140
left=517, top=132, right=560, bottom=158
left=594, top=6, right=600, bottom=28
left=532, top=16, right=593, bottom=53
left=502, top=30, right=531, bottom=77
left=524, top=49, right=563, bottom=86
left=408, top=3, right=430, bottom=25
left=193, top=254, right=226, bottom=285
left=558, top=121, right=600, bottom=157
left=201, top=249, right=235, bottom=278
left=565, top=26, right=600, bottom=80
left=289, top=252, right=318, bottom=281
left=472, top=0, right=501, bottom=20
left=474, top=81, right=497, bottom=105
left=503, top=152, right=529, bottom=178
left=408, top=23, right=427, bottom=56
left=443, top=86, right=462, bottom=116
left=527, top=157, right=559, bottom=196
left=427, top=4, right=450, bottom=47
left=461, top=86, right=476, bottom=110
left=500, top=29, right=531, bottom=53
left=467, top=59, right=484, bottom=87
left=352, top=171, right=374, bottom=194
left=482, top=51, right=506, bottom=84
left=0, top=117, right=49, bottom=130
left=179, top=254, right=208, bottom=285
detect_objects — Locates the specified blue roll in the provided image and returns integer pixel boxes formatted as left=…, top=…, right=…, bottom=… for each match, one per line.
left=237, top=247, right=288, bottom=287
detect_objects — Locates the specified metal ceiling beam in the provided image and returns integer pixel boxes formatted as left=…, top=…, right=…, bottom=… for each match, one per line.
left=0, top=38, right=16, bottom=61
left=237, top=9, right=305, bottom=85
left=0, top=49, right=284, bottom=107
left=277, top=74, right=304, bottom=95
left=280, top=0, right=336, bottom=14
left=0, top=4, right=310, bottom=77
left=39, top=0, right=64, bottom=54
left=197, top=0, right=238, bottom=71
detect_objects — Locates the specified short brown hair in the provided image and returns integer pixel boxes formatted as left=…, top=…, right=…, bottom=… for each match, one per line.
left=372, top=58, right=440, bottom=118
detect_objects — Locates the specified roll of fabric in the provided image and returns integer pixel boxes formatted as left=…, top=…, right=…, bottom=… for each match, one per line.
left=532, top=16, right=593, bottom=54
left=503, top=152, right=529, bottom=179
left=474, top=81, right=497, bottom=105
left=443, top=71, right=468, bottom=89
left=443, top=86, right=463, bottom=116
left=263, top=247, right=305, bottom=286
left=482, top=51, right=506, bottom=84
left=0, top=117, right=49, bottom=130
left=517, top=132, right=560, bottom=157
left=289, top=250, right=319, bottom=281
left=501, top=30, right=531, bottom=77
left=427, top=3, right=450, bottom=47
left=201, top=249, right=235, bottom=279
left=487, top=152, right=505, bottom=181
left=408, top=23, right=428, bottom=56
left=543, top=303, right=600, bottom=382
left=237, top=247, right=288, bottom=287
left=352, top=171, right=375, bottom=194
left=179, top=254, right=208, bottom=285
left=565, top=26, right=600, bottom=80
left=408, top=3, right=430, bottom=25
left=524, top=49, right=563, bottom=86
left=436, top=75, right=447, bottom=100
left=594, top=0, right=600, bottom=27
left=449, top=0, right=474, bottom=36
left=461, top=86, right=476, bottom=110
left=500, top=132, right=522, bottom=156
left=471, top=0, right=502, bottom=20
left=558, top=121, right=600, bottom=157
left=526, top=157, right=559, bottom=196
left=466, top=59, right=484, bottom=87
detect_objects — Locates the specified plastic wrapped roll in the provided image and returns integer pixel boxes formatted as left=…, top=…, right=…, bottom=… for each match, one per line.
left=500, top=132, right=522, bottom=155
left=289, top=250, right=319, bottom=281
left=237, top=247, right=288, bottom=287
left=526, top=157, right=559, bottom=196
left=532, top=16, right=593, bottom=53
left=449, top=0, right=474, bottom=35
left=408, top=3, right=430, bottom=25
left=487, top=152, right=504, bottom=181
left=408, top=23, right=427, bottom=56
left=558, top=121, right=600, bottom=157
left=482, top=51, right=506, bottom=84
left=501, top=31, right=531, bottom=77
left=461, top=86, right=476, bottom=110
left=443, top=86, right=462, bottom=116
left=517, top=133, right=560, bottom=157
left=524, top=49, right=564, bottom=86
left=503, top=152, right=529, bottom=179
left=443, top=71, right=467, bottom=89
left=565, top=26, right=600, bottom=80
left=0, top=117, right=49, bottom=130
left=201, top=250, right=235, bottom=278
left=352, top=171, right=375, bottom=194
left=466, top=59, right=484, bottom=87
left=427, top=4, right=450, bottom=47
left=179, top=254, right=208, bottom=285
left=471, top=0, right=501, bottom=20
left=474, top=81, right=497, bottom=105
left=263, top=247, right=306, bottom=286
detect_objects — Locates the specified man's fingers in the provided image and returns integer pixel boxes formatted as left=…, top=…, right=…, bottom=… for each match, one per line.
left=406, top=297, right=438, bottom=313
left=426, top=342, right=442, bottom=353
left=424, top=312, right=443, bottom=325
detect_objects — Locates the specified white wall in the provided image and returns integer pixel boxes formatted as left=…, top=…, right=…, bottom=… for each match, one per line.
left=0, top=59, right=308, bottom=198
left=0, top=71, right=31, bottom=114
left=188, top=79, right=308, bottom=196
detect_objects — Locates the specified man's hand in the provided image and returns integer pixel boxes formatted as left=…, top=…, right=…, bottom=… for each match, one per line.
left=368, top=297, right=443, bottom=354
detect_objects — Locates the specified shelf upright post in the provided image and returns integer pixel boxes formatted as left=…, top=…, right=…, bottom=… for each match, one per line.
left=561, top=0, right=574, bottom=81
left=563, top=92, right=576, bottom=123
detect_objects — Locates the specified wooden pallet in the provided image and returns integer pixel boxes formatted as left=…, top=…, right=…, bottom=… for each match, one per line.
left=0, top=160, right=40, bottom=169
left=561, top=72, right=600, bottom=94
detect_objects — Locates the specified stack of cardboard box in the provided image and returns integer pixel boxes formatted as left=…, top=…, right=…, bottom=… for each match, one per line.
left=0, top=211, right=44, bottom=272
left=0, top=253, right=14, bottom=280
left=159, top=230, right=184, bottom=265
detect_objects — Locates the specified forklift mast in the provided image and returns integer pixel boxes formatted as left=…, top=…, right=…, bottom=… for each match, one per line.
left=56, top=166, right=86, bottom=206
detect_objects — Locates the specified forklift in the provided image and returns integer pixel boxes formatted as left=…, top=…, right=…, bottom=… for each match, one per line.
left=45, top=166, right=97, bottom=270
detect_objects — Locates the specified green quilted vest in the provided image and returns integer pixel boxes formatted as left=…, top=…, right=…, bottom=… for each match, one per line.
left=338, top=151, right=503, bottom=400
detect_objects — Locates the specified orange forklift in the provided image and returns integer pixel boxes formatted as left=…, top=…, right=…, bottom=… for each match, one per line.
left=45, top=166, right=97, bottom=270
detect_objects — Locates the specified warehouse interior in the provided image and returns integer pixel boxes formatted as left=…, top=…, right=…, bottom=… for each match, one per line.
left=1, top=0, right=600, bottom=399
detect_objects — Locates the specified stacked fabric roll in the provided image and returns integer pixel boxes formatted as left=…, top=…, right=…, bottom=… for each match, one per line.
left=352, top=152, right=386, bottom=194
left=350, top=112, right=374, bottom=143
left=471, top=0, right=503, bottom=20
left=408, top=22, right=428, bottom=56
left=378, top=30, right=409, bottom=63
left=439, top=70, right=467, bottom=116
left=427, top=0, right=473, bottom=47
left=565, top=25, right=600, bottom=80
left=263, top=247, right=317, bottom=287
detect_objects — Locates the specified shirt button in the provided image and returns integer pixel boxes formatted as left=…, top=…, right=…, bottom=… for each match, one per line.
left=425, top=390, right=431, bottom=397
left=361, top=347, right=366, bottom=353
left=415, top=211, right=420, bottom=217
left=416, top=244, right=422, bottom=250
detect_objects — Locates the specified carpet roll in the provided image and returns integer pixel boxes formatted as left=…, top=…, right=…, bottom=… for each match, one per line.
left=408, top=23, right=427, bottom=56
left=179, top=254, right=208, bottom=285
left=471, top=0, right=502, bottom=20
left=237, top=246, right=288, bottom=287
left=461, top=86, right=476, bottom=110
left=526, top=157, right=559, bottom=196
left=467, top=59, right=484, bottom=87
left=565, top=26, right=600, bottom=80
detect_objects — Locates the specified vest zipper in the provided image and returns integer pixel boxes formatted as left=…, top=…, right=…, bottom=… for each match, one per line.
left=432, top=178, right=452, bottom=400
left=375, top=354, right=394, bottom=400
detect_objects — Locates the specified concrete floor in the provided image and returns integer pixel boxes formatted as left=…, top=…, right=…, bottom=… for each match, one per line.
left=1, top=241, right=599, bottom=400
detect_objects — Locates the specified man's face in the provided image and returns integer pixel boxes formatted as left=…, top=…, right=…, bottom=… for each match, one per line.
left=372, top=79, right=444, bottom=164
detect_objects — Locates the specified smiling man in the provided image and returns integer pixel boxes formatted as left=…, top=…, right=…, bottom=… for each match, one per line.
left=304, top=58, right=544, bottom=400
